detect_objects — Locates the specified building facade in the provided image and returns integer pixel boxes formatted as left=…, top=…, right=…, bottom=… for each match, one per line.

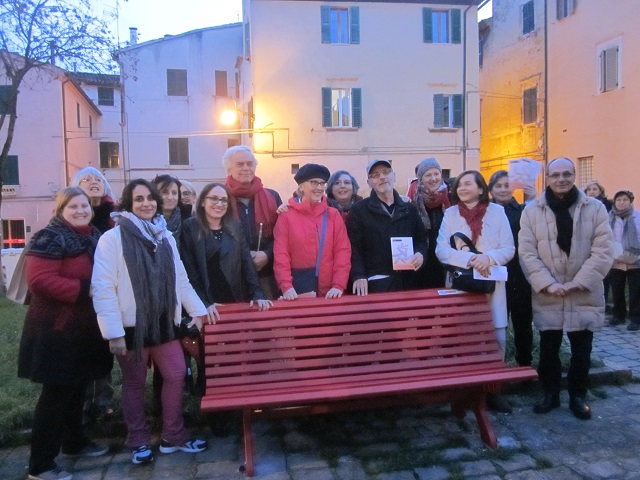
left=480, top=0, right=640, bottom=193
left=241, top=0, right=481, bottom=195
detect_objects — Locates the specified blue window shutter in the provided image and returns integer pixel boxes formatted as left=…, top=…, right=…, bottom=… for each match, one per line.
left=350, top=7, right=360, bottom=44
left=433, top=94, right=444, bottom=128
left=451, top=9, right=461, bottom=44
left=352, top=88, right=362, bottom=127
left=322, top=88, right=332, bottom=127
left=423, top=8, right=433, bottom=43
left=321, top=6, right=331, bottom=43
left=3, top=155, right=19, bottom=185
left=453, top=94, right=463, bottom=128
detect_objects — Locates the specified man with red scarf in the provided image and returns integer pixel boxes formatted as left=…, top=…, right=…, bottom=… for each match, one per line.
left=223, top=146, right=282, bottom=298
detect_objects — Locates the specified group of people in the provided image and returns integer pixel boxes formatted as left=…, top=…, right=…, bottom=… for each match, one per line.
left=17, top=146, right=626, bottom=480
left=584, top=180, right=640, bottom=331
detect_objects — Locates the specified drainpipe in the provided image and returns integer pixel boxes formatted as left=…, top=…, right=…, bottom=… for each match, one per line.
left=543, top=0, right=549, bottom=178
left=461, top=3, right=472, bottom=172
left=61, top=79, right=70, bottom=187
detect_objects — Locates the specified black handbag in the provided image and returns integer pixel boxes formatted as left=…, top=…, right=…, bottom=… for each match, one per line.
left=445, top=232, right=496, bottom=294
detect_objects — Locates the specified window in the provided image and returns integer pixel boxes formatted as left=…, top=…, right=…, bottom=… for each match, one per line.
left=167, top=69, right=187, bottom=96
left=3, top=155, right=19, bottom=185
left=321, top=6, right=360, bottom=45
left=215, top=70, right=228, bottom=97
left=2, top=219, right=26, bottom=248
left=423, top=8, right=461, bottom=44
left=100, top=142, right=120, bottom=169
left=523, top=87, right=537, bottom=124
left=600, top=46, right=619, bottom=93
left=169, top=138, right=189, bottom=165
left=0, top=85, right=16, bottom=115
left=97, top=87, right=115, bottom=106
left=76, top=102, right=81, bottom=127
left=89, top=116, right=93, bottom=138
left=557, top=0, right=575, bottom=20
left=577, top=156, right=594, bottom=188
left=433, top=94, right=463, bottom=129
left=244, top=22, right=251, bottom=59
left=321, top=87, right=362, bottom=128
left=522, top=1, right=534, bottom=35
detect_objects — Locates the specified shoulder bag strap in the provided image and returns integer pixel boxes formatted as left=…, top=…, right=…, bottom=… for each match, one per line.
left=449, top=231, right=480, bottom=254
left=315, top=210, right=329, bottom=276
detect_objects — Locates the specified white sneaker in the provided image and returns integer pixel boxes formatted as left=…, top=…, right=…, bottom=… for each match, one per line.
left=131, top=445, right=154, bottom=464
left=159, top=438, right=207, bottom=453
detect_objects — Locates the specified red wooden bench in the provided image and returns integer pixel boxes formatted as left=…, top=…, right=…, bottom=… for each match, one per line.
left=201, top=289, right=538, bottom=476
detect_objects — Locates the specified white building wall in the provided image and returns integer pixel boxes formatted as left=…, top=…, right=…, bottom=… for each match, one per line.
left=244, top=0, right=480, bottom=197
left=117, top=25, right=243, bottom=193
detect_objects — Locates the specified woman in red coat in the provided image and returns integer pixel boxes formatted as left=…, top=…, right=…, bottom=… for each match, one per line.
left=18, top=187, right=112, bottom=480
left=274, top=164, right=351, bottom=300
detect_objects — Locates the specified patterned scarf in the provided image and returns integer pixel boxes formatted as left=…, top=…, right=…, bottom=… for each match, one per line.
left=545, top=185, right=579, bottom=256
left=114, top=212, right=177, bottom=360
left=610, top=205, right=640, bottom=256
left=457, top=201, right=488, bottom=244
left=226, top=175, right=278, bottom=238
left=415, top=183, right=451, bottom=230
left=27, top=216, right=100, bottom=259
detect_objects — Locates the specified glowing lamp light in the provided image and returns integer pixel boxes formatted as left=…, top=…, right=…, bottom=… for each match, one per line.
left=220, top=108, right=239, bottom=126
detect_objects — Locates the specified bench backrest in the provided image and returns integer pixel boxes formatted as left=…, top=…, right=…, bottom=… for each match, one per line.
left=203, top=289, right=504, bottom=393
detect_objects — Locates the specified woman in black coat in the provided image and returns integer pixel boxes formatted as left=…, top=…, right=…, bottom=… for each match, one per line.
left=181, top=183, right=271, bottom=392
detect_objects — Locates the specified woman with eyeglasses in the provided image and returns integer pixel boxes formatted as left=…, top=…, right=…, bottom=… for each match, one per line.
left=325, top=170, right=362, bottom=220
left=72, top=167, right=117, bottom=424
left=274, top=164, right=351, bottom=300
left=72, top=167, right=116, bottom=234
left=181, top=183, right=271, bottom=312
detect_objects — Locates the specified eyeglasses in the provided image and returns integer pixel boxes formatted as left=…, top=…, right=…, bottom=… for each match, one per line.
left=181, top=191, right=193, bottom=197
left=333, top=180, right=353, bottom=187
left=80, top=176, right=103, bottom=183
left=368, top=168, right=393, bottom=179
left=205, top=196, right=229, bottom=206
left=308, top=180, right=327, bottom=189
left=547, top=171, right=575, bottom=181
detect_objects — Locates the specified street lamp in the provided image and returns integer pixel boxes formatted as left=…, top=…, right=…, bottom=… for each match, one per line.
left=220, top=98, right=253, bottom=127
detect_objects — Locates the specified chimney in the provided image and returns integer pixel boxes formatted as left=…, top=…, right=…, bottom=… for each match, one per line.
left=129, top=27, right=138, bottom=46
left=49, top=41, right=56, bottom=65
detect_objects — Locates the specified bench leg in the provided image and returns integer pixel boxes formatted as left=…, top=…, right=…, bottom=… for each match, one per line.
left=472, top=394, right=498, bottom=449
left=242, top=409, right=255, bottom=477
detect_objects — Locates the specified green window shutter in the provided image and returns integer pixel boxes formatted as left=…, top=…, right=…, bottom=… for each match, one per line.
left=453, top=94, right=463, bottom=128
left=451, top=9, right=461, bottom=44
left=352, top=88, right=362, bottom=127
left=3, top=155, right=19, bottom=185
left=321, top=6, right=331, bottom=43
left=423, top=8, right=433, bottom=43
left=350, top=7, right=360, bottom=44
left=322, top=87, right=332, bottom=127
left=433, top=94, right=444, bottom=128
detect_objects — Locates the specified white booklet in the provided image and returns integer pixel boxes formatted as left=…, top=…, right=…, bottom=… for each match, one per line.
left=391, top=237, right=414, bottom=270
left=473, top=266, right=509, bottom=281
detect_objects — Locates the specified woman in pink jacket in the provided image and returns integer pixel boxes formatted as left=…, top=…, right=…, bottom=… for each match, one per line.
left=274, top=164, right=351, bottom=300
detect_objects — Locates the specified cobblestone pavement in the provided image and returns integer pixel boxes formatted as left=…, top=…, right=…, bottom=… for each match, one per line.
left=2, top=320, right=640, bottom=480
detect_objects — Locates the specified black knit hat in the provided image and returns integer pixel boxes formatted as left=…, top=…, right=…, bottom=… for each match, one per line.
left=294, top=163, right=331, bottom=184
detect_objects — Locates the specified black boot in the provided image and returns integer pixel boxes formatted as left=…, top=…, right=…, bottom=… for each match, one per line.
left=533, top=392, right=560, bottom=414
left=569, top=396, right=592, bottom=420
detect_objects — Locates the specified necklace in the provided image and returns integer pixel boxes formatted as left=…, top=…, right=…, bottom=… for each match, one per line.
left=211, top=228, right=222, bottom=241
